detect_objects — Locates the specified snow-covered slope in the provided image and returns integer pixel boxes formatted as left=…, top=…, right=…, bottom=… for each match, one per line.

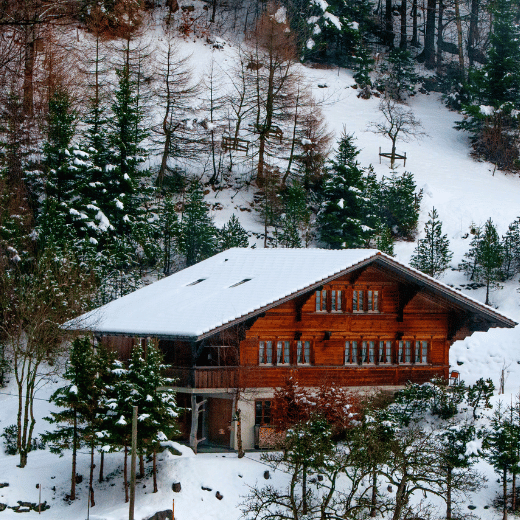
left=2, top=22, right=520, bottom=519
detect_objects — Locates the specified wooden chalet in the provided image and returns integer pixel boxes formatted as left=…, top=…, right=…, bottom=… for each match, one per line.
left=69, top=248, right=516, bottom=451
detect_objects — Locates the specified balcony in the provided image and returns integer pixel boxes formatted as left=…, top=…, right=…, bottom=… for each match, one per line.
left=165, top=366, right=239, bottom=389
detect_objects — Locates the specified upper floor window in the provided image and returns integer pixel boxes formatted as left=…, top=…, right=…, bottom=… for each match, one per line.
left=353, top=290, right=364, bottom=312
left=331, top=290, right=342, bottom=312
left=353, top=288, right=380, bottom=313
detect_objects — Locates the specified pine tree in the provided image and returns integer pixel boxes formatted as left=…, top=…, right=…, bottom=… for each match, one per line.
left=375, top=223, right=395, bottom=256
left=410, top=208, right=453, bottom=278
left=501, top=217, right=520, bottom=280
left=157, top=196, right=180, bottom=276
left=219, top=214, right=249, bottom=251
left=483, top=404, right=520, bottom=520
left=277, top=183, right=311, bottom=248
left=44, top=337, right=98, bottom=501
left=178, top=182, right=217, bottom=266
left=318, top=133, right=377, bottom=248
left=37, top=88, right=82, bottom=252
left=460, top=218, right=504, bottom=305
left=378, top=48, right=418, bottom=100
left=380, top=170, right=423, bottom=239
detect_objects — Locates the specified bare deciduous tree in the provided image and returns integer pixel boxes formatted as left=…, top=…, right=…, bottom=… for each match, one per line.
left=369, top=99, right=426, bottom=168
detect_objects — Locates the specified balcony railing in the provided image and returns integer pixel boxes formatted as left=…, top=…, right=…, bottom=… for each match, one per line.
left=164, top=366, right=239, bottom=389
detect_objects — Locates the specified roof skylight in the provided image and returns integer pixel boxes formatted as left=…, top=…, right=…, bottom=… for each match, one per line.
left=229, top=278, right=252, bottom=288
left=187, top=278, right=206, bottom=286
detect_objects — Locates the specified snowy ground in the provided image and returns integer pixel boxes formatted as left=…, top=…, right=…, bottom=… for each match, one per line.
left=3, top=19, right=520, bottom=520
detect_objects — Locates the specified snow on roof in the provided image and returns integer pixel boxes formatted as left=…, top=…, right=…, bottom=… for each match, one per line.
left=67, top=248, right=516, bottom=339
left=68, top=248, right=377, bottom=338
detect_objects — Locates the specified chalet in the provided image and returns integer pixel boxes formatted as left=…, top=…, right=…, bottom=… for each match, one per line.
left=69, top=248, right=516, bottom=451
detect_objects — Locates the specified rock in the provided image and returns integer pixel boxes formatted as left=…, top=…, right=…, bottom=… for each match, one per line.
left=318, top=84, right=328, bottom=88
left=387, top=485, right=393, bottom=492
left=146, top=510, right=173, bottom=520
left=264, top=470, right=270, bottom=480
left=317, top=475, right=324, bottom=481
left=18, top=502, right=35, bottom=508
left=201, top=486, right=212, bottom=492
left=0, top=503, right=6, bottom=511
left=215, top=491, right=223, bottom=500
left=75, top=474, right=83, bottom=484
left=172, top=481, right=182, bottom=493
left=0, top=483, right=8, bottom=488
left=468, top=505, right=477, bottom=510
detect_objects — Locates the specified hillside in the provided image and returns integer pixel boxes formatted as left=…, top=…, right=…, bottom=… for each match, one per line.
left=2, top=9, right=520, bottom=520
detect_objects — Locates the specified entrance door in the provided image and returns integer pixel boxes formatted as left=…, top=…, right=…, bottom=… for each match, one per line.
left=207, top=398, right=233, bottom=447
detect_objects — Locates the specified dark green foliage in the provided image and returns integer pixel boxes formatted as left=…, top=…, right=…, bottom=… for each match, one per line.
left=380, top=170, right=423, bottom=239
left=277, top=183, right=311, bottom=248
left=318, top=133, right=378, bottom=248
left=501, top=217, right=520, bottom=279
left=377, top=49, right=418, bottom=100
left=178, top=182, right=217, bottom=266
left=467, top=378, right=495, bottom=420
left=459, top=218, right=504, bottom=304
left=410, top=207, right=453, bottom=278
left=157, top=197, right=180, bottom=276
left=219, top=214, right=249, bottom=250
left=352, top=42, right=374, bottom=90
left=374, top=223, right=395, bottom=256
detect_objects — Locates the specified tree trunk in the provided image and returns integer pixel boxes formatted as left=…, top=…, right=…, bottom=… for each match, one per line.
left=424, top=0, right=437, bottom=69
left=71, top=409, right=77, bottom=500
left=124, top=445, right=129, bottom=503
left=436, top=0, right=443, bottom=71
left=504, top=467, right=508, bottom=520
left=23, top=31, right=36, bottom=117
left=391, top=138, right=397, bottom=168
left=454, top=0, right=465, bottom=76
left=153, top=450, right=158, bottom=492
left=400, top=0, right=407, bottom=49
left=302, top=464, right=308, bottom=515
left=468, top=0, right=480, bottom=67
left=89, top=443, right=95, bottom=507
left=139, top=453, right=144, bottom=478
left=99, top=451, right=104, bottom=482
left=370, top=468, right=378, bottom=517
left=411, top=0, right=418, bottom=46
left=512, top=471, right=516, bottom=512
left=236, top=408, right=245, bottom=458
left=385, top=0, right=394, bottom=47
left=447, top=466, right=452, bottom=520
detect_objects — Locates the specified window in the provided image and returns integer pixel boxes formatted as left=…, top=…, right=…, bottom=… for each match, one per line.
left=297, top=340, right=311, bottom=364
left=331, top=290, right=336, bottom=311
left=259, top=341, right=273, bottom=365
left=345, top=341, right=358, bottom=364
left=187, top=278, right=206, bottom=286
left=353, top=290, right=364, bottom=312
left=277, top=341, right=290, bottom=364
left=337, top=290, right=342, bottom=311
left=361, top=341, right=369, bottom=363
left=255, top=400, right=271, bottom=425
left=229, top=278, right=252, bottom=288
left=321, top=290, right=327, bottom=311
left=379, top=340, right=392, bottom=364
left=415, top=340, right=428, bottom=363
left=398, top=340, right=412, bottom=363
left=367, top=290, right=379, bottom=312
left=369, top=340, right=375, bottom=363
left=315, top=290, right=320, bottom=312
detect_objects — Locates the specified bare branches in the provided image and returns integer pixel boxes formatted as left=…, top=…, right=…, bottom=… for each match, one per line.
left=368, top=99, right=426, bottom=168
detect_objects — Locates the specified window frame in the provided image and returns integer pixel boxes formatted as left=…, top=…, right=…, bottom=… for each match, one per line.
left=255, top=400, right=272, bottom=426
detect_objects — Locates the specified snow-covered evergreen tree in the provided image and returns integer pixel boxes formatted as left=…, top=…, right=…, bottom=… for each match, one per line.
left=410, top=208, right=453, bottom=278
left=380, top=170, right=422, bottom=239
left=460, top=218, right=504, bottom=305
left=501, top=217, right=520, bottom=280
left=377, top=48, right=418, bottom=101
left=178, top=182, right=217, bottom=266
left=318, top=132, right=377, bottom=248
left=44, top=337, right=99, bottom=501
left=219, top=214, right=249, bottom=250
left=374, top=223, right=394, bottom=256
left=276, top=183, right=311, bottom=248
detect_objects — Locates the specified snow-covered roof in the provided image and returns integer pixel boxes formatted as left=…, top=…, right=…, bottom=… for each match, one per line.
left=67, top=248, right=516, bottom=339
